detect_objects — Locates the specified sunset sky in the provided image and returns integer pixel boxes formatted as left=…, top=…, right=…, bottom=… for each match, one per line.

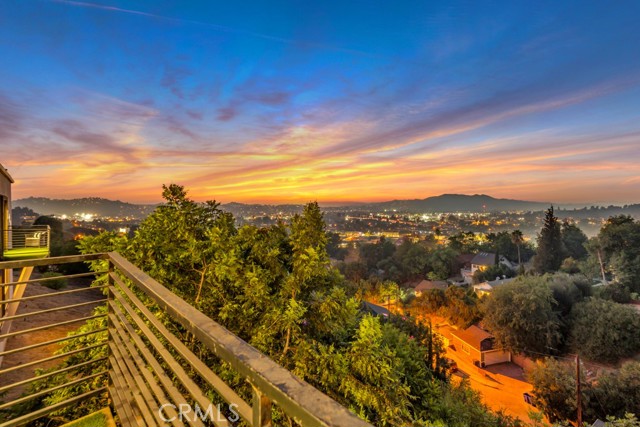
left=1, top=0, right=640, bottom=205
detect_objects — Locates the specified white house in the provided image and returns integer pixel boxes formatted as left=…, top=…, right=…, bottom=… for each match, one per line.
left=462, top=252, right=515, bottom=284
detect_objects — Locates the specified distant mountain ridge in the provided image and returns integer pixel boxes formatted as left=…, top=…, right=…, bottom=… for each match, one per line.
left=356, top=194, right=551, bottom=213
left=14, top=194, right=552, bottom=218
left=14, top=197, right=157, bottom=218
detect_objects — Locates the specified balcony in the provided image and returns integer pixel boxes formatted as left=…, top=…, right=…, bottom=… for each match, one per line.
left=1, top=226, right=51, bottom=261
left=0, top=253, right=372, bottom=427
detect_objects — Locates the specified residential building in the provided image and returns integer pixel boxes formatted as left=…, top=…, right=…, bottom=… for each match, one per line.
left=451, top=325, right=511, bottom=367
left=462, top=252, right=515, bottom=284
left=473, top=277, right=516, bottom=297
left=413, top=279, right=448, bottom=296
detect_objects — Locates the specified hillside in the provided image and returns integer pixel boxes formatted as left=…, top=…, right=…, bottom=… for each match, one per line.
left=356, top=194, right=551, bottom=213
left=13, top=197, right=157, bottom=218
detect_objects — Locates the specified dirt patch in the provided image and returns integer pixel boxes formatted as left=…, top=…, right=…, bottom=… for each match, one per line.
left=0, top=274, right=104, bottom=403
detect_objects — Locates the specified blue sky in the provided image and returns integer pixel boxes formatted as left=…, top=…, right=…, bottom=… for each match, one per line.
left=1, top=0, right=639, bottom=204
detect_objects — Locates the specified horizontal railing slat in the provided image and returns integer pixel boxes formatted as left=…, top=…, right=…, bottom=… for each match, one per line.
left=0, top=356, right=108, bottom=394
left=0, top=271, right=103, bottom=289
left=0, top=371, right=107, bottom=411
left=0, top=342, right=108, bottom=376
left=0, top=387, right=108, bottom=427
left=0, top=313, right=106, bottom=341
left=0, top=326, right=107, bottom=358
left=0, top=299, right=107, bottom=323
left=0, top=253, right=106, bottom=270
left=0, top=285, right=107, bottom=304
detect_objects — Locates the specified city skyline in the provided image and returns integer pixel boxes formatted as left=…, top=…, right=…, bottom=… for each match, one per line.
left=2, top=0, right=640, bottom=205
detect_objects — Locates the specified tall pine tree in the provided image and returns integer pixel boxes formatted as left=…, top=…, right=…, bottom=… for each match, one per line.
left=534, top=206, right=567, bottom=274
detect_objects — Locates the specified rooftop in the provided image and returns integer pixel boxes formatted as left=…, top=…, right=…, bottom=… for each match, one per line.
left=451, top=325, right=494, bottom=352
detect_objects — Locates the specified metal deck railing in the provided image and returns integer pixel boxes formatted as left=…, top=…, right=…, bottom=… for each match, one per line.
left=1, top=226, right=51, bottom=261
left=0, top=253, right=372, bottom=427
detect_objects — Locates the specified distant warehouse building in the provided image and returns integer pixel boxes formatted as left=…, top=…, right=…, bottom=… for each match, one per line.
left=451, top=325, right=511, bottom=367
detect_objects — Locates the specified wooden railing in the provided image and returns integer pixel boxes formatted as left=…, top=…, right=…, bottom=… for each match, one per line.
left=0, top=253, right=372, bottom=427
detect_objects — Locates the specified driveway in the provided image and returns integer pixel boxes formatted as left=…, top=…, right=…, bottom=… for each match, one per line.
left=447, top=346, right=538, bottom=423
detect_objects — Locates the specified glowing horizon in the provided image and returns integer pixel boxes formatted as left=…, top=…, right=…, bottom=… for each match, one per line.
left=2, top=1, right=640, bottom=205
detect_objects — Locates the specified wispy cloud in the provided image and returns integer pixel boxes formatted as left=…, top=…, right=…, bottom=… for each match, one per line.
left=45, top=0, right=378, bottom=57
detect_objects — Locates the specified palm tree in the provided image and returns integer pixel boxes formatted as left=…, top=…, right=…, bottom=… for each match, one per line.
left=511, top=230, right=524, bottom=266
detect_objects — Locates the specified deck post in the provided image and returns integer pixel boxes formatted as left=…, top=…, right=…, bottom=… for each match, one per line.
left=252, top=383, right=272, bottom=427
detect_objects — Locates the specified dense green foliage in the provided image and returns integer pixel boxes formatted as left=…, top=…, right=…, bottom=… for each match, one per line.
left=413, top=286, right=482, bottom=328
left=482, top=276, right=563, bottom=354
left=560, top=222, right=588, bottom=261
left=357, top=238, right=457, bottom=283
left=471, top=263, right=515, bottom=284
left=527, top=358, right=578, bottom=423
left=448, top=230, right=534, bottom=264
left=481, top=274, right=598, bottom=355
left=593, top=216, right=640, bottom=294
left=568, top=299, right=640, bottom=362
left=529, top=359, right=640, bottom=424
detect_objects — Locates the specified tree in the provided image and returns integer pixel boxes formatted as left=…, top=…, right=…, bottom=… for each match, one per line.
left=11, top=206, right=38, bottom=226
left=340, top=261, right=368, bottom=283
left=326, top=231, right=347, bottom=260
left=394, top=240, right=430, bottom=280
left=33, top=215, right=64, bottom=256
left=534, top=206, right=567, bottom=274
left=414, top=288, right=446, bottom=313
left=592, top=362, right=640, bottom=420
left=426, top=247, right=458, bottom=280
left=568, top=299, right=640, bottom=362
left=442, top=286, right=481, bottom=328
left=528, top=358, right=580, bottom=423
left=472, top=263, right=515, bottom=284
left=447, top=231, right=482, bottom=253
left=511, top=230, right=524, bottom=266
left=561, top=222, right=588, bottom=260
left=584, top=237, right=608, bottom=283
left=596, top=216, right=640, bottom=292
left=359, top=237, right=396, bottom=272
left=529, top=358, right=640, bottom=424
left=482, top=276, right=563, bottom=354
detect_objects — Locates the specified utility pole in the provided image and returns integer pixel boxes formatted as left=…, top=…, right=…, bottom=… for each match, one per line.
left=576, top=354, right=582, bottom=427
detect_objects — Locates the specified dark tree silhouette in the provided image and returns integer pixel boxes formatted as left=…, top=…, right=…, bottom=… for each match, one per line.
left=534, top=206, right=567, bottom=274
